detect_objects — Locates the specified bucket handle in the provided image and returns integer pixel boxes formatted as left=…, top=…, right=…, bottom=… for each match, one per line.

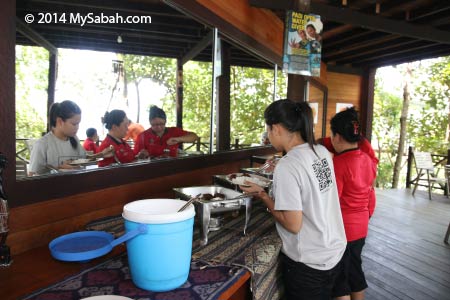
left=110, top=224, right=148, bottom=248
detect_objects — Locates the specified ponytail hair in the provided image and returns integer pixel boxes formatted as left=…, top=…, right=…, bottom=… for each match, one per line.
left=330, top=107, right=362, bottom=143
left=102, top=110, right=126, bottom=130
left=264, top=99, right=317, bottom=153
left=48, top=100, right=81, bottom=149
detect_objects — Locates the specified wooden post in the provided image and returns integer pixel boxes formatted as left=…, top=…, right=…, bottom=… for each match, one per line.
left=406, top=146, right=413, bottom=188
left=217, top=41, right=231, bottom=151
left=176, top=58, right=183, bottom=128
left=360, top=68, right=376, bottom=141
left=0, top=0, right=15, bottom=190
left=196, top=138, right=201, bottom=152
left=287, top=74, right=306, bottom=102
left=47, top=53, right=58, bottom=132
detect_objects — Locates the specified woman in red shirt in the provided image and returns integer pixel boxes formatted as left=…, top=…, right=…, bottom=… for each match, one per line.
left=330, top=108, right=377, bottom=300
left=134, top=106, right=198, bottom=158
left=98, top=110, right=135, bottom=167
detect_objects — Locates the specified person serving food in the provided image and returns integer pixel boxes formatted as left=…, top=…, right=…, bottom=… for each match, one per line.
left=29, top=100, right=113, bottom=176
left=134, top=106, right=198, bottom=158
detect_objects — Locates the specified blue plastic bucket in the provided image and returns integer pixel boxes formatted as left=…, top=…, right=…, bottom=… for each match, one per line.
left=122, top=199, right=195, bottom=291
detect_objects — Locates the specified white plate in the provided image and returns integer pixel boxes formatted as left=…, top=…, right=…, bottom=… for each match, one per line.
left=228, top=173, right=270, bottom=187
left=69, top=158, right=97, bottom=166
left=81, top=296, right=134, bottom=300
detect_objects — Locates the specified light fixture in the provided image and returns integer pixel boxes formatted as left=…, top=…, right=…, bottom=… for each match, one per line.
left=294, top=0, right=311, bottom=13
left=117, top=35, right=123, bottom=44
left=376, top=2, right=381, bottom=14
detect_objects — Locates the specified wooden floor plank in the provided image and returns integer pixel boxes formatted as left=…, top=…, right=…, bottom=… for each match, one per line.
left=364, top=188, right=450, bottom=300
left=1, top=187, right=449, bottom=300
left=365, top=235, right=450, bottom=285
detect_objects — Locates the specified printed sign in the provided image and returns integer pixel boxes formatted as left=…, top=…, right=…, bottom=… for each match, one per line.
left=283, top=10, right=322, bottom=77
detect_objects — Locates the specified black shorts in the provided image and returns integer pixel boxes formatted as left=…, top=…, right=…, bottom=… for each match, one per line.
left=332, top=237, right=368, bottom=297
left=280, top=252, right=341, bottom=300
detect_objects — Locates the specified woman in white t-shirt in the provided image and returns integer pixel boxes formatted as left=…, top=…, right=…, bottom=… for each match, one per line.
left=29, top=100, right=112, bottom=175
left=241, top=99, right=347, bottom=300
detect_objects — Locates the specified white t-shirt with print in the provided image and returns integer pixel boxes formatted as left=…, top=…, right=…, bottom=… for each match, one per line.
left=273, top=143, right=346, bottom=270
left=29, top=132, right=85, bottom=175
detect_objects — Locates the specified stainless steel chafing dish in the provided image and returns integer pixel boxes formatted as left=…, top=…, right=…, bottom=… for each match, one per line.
left=173, top=185, right=252, bottom=245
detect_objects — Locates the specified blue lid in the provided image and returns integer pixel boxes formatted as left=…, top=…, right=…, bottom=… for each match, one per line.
left=49, top=231, right=114, bottom=262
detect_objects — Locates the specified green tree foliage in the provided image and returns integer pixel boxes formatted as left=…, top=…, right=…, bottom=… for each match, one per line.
left=230, top=66, right=277, bottom=146
left=407, top=58, right=450, bottom=154
left=15, top=46, right=48, bottom=158
left=182, top=61, right=212, bottom=146
left=373, top=79, right=403, bottom=188
left=122, top=54, right=176, bottom=123
left=374, top=57, right=450, bottom=188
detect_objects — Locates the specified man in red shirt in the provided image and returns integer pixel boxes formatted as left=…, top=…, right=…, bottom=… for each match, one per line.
left=134, top=106, right=198, bottom=158
left=83, top=128, right=99, bottom=154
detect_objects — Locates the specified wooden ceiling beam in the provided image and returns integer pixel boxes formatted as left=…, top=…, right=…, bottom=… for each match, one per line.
left=311, top=3, right=450, bottom=44
left=324, top=34, right=402, bottom=59
left=326, top=39, right=422, bottom=63
left=361, top=48, right=450, bottom=68
left=322, top=24, right=353, bottom=40
left=16, top=18, right=58, bottom=54
left=181, top=30, right=212, bottom=65
left=28, top=0, right=190, bottom=19
left=406, top=3, right=450, bottom=21
left=249, top=0, right=450, bottom=44
left=31, top=25, right=200, bottom=43
left=343, top=43, right=439, bottom=65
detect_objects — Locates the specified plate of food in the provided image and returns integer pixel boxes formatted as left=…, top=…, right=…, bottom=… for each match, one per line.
left=227, top=173, right=271, bottom=187
left=69, top=158, right=96, bottom=166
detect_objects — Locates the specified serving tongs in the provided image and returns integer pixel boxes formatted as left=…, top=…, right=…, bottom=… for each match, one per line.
left=255, top=161, right=273, bottom=175
left=178, top=193, right=201, bottom=212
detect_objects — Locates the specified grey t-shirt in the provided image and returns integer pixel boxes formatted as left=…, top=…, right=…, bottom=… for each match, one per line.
left=29, top=132, right=85, bottom=175
left=273, top=143, right=346, bottom=270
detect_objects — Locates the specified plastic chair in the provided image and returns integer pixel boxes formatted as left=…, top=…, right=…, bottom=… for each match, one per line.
left=411, top=151, right=447, bottom=200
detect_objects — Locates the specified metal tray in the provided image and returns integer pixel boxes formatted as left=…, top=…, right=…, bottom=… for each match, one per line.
left=173, top=185, right=243, bottom=203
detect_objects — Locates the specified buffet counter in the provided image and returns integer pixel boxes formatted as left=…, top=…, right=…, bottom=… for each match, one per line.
left=11, top=202, right=282, bottom=300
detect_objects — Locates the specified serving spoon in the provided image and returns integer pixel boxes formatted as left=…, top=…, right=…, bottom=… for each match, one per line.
left=178, top=193, right=201, bottom=212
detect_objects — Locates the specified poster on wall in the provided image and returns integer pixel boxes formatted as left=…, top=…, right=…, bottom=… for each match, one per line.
left=309, top=102, right=319, bottom=124
left=336, top=103, right=353, bottom=113
left=282, top=10, right=323, bottom=77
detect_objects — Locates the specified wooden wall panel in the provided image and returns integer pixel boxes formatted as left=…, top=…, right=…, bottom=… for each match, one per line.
left=8, top=160, right=248, bottom=255
left=196, top=0, right=284, bottom=57
left=325, top=72, right=363, bottom=137
left=0, top=0, right=16, bottom=192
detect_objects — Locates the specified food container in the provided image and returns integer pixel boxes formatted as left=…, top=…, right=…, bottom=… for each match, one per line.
left=173, top=186, right=252, bottom=245
left=123, top=199, right=195, bottom=291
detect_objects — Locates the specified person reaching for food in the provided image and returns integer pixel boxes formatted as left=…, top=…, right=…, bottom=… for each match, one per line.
left=98, top=110, right=136, bottom=167
left=241, top=99, right=346, bottom=300
left=134, top=106, right=198, bottom=158
left=29, top=100, right=113, bottom=175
